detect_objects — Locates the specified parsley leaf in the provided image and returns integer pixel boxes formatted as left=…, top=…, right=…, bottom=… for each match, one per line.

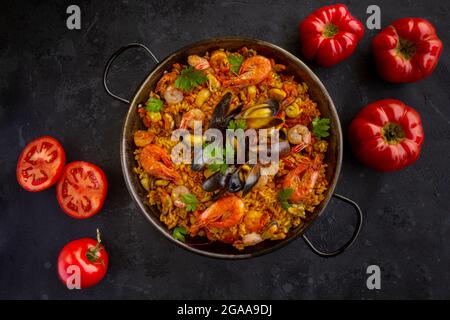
left=145, top=97, right=163, bottom=112
left=228, top=55, right=244, bottom=74
left=278, top=188, right=293, bottom=210
left=172, top=226, right=188, bottom=242
left=206, top=143, right=234, bottom=175
left=174, top=66, right=207, bottom=91
left=180, top=193, right=200, bottom=212
left=207, top=162, right=228, bottom=175
left=312, top=117, right=331, bottom=139
left=228, top=119, right=247, bottom=130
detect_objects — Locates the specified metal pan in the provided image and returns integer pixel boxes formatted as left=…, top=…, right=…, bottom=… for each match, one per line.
left=103, top=37, right=362, bottom=259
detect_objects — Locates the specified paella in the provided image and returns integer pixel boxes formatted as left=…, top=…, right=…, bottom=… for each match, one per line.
left=132, top=47, right=331, bottom=250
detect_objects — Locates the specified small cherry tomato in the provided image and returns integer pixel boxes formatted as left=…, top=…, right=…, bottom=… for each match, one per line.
left=56, top=161, right=108, bottom=218
left=16, top=136, right=66, bottom=192
left=348, top=99, right=425, bottom=172
left=58, top=229, right=109, bottom=289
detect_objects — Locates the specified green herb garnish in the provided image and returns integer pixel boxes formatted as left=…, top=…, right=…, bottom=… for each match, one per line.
left=145, top=97, right=163, bottom=112
left=206, top=144, right=234, bottom=175
left=228, top=55, right=244, bottom=74
left=172, top=226, right=188, bottom=242
left=174, top=66, right=207, bottom=91
left=278, top=188, right=293, bottom=210
left=228, top=119, right=247, bottom=130
left=180, top=193, right=200, bottom=212
left=312, top=117, right=331, bottom=139
left=207, top=162, right=228, bottom=175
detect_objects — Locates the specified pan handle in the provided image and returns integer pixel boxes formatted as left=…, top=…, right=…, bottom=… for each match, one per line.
left=103, top=43, right=159, bottom=104
left=302, top=193, right=363, bottom=257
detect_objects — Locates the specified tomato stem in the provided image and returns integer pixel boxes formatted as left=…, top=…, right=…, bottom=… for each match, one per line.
left=396, top=38, right=416, bottom=60
left=323, top=23, right=339, bottom=38
left=382, top=122, right=406, bottom=144
left=86, top=229, right=104, bottom=265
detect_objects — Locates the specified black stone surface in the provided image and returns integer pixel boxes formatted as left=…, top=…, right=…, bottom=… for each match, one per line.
left=1, top=0, right=449, bottom=299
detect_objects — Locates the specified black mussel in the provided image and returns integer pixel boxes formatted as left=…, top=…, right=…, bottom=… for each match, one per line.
left=191, top=148, right=205, bottom=171
left=224, top=104, right=243, bottom=123
left=254, top=140, right=291, bottom=158
left=242, top=165, right=261, bottom=197
left=209, top=92, right=232, bottom=129
left=238, top=100, right=280, bottom=119
left=245, top=117, right=284, bottom=129
left=227, top=164, right=261, bottom=195
left=201, top=166, right=234, bottom=192
left=277, top=140, right=291, bottom=158
left=279, top=127, right=288, bottom=141
left=227, top=167, right=245, bottom=193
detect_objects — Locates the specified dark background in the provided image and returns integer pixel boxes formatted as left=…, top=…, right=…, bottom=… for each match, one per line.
left=1, top=0, right=449, bottom=299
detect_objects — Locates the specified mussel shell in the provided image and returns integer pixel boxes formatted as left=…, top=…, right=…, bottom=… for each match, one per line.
left=227, top=168, right=245, bottom=193
left=242, top=165, right=261, bottom=197
left=209, top=92, right=232, bottom=129
left=191, top=148, right=205, bottom=171
left=276, top=140, right=291, bottom=158
left=239, top=100, right=279, bottom=119
left=245, top=117, right=284, bottom=129
left=202, top=166, right=234, bottom=192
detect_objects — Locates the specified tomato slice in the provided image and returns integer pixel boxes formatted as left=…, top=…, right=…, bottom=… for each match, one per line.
left=56, top=161, right=108, bottom=219
left=16, top=136, right=66, bottom=192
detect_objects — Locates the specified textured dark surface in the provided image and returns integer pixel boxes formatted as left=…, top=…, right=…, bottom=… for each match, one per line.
left=1, top=0, right=449, bottom=299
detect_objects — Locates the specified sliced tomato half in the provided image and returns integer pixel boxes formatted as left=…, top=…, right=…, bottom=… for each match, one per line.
left=16, top=136, right=66, bottom=192
left=56, top=161, right=108, bottom=219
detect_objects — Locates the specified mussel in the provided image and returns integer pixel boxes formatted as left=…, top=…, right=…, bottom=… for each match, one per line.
left=245, top=117, right=284, bottom=129
left=191, top=147, right=206, bottom=171
left=209, top=92, right=232, bottom=130
left=201, top=166, right=235, bottom=192
left=235, top=100, right=283, bottom=130
left=227, top=164, right=261, bottom=196
left=238, top=100, right=279, bottom=118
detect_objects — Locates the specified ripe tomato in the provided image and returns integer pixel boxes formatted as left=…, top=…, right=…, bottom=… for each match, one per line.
left=372, top=18, right=443, bottom=83
left=16, top=136, right=66, bottom=192
left=56, top=161, right=108, bottom=219
left=348, top=99, right=424, bottom=172
left=58, top=230, right=109, bottom=289
left=298, top=4, right=364, bottom=67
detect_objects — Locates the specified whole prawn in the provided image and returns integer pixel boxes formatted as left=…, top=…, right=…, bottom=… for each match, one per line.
left=139, top=144, right=182, bottom=184
left=282, top=155, right=322, bottom=203
left=190, top=195, right=245, bottom=235
left=223, top=55, right=272, bottom=87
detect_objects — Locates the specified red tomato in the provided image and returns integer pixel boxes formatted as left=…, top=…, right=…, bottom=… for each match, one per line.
left=348, top=99, right=424, bottom=172
left=58, top=230, right=108, bottom=289
left=16, top=136, right=66, bottom=192
left=56, top=161, right=108, bottom=219
left=372, top=18, right=443, bottom=83
left=298, top=4, right=364, bottom=67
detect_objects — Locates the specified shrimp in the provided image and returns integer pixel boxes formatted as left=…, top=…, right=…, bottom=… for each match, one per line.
left=179, top=108, right=205, bottom=129
left=288, top=125, right=312, bottom=152
left=171, top=185, right=190, bottom=208
left=164, top=85, right=184, bottom=104
left=223, top=55, right=272, bottom=87
left=282, top=155, right=321, bottom=203
left=210, top=50, right=228, bottom=71
left=190, top=195, right=245, bottom=234
left=155, top=71, right=178, bottom=94
left=133, top=130, right=155, bottom=147
left=280, top=81, right=298, bottom=108
left=139, top=144, right=182, bottom=184
left=187, top=55, right=210, bottom=70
